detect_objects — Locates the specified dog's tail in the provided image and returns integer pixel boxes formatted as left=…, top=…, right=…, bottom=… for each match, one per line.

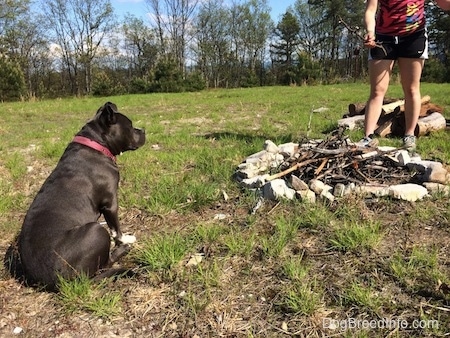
left=3, top=235, right=26, bottom=282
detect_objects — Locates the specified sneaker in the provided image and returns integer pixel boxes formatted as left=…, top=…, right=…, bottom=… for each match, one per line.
left=403, top=135, right=416, bottom=152
left=355, top=134, right=379, bottom=148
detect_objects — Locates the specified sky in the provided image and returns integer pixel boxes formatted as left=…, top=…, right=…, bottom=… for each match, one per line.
left=111, top=0, right=297, bottom=22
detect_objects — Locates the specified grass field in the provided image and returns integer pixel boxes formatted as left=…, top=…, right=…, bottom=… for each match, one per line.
left=1, top=83, right=450, bottom=337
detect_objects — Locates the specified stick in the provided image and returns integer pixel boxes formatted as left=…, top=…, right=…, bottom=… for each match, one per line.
left=338, top=15, right=387, bottom=55
left=266, top=158, right=319, bottom=181
left=314, top=158, right=328, bottom=175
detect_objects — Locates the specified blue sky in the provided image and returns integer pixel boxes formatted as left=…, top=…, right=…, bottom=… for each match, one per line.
left=111, top=0, right=296, bottom=22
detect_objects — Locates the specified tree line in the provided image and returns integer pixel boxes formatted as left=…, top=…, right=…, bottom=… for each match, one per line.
left=1, top=0, right=449, bottom=101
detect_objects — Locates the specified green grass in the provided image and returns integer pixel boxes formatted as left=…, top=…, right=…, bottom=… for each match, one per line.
left=329, top=219, right=383, bottom=252
left=133, top=233, right=190, bottom=272
left=390, top=245, right=447, bottom=291
left=341, top=281, right=383, bottom=314
left=1, top=83, right=450, bottom=336
left=278, top=260, right=323, bottom=316
left=57, top=274, right=122, bottom=318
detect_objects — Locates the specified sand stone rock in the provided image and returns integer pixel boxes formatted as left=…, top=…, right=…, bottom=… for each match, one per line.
left=388, top=183, right=428, bottom=201
left=289, top=175, right=309, bottom=191
left=296, top=189, right=316, bottom=203
left=423, top=182, right=450, bottom=195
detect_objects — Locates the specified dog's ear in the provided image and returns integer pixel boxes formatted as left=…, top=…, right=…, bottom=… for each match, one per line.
left=96, top=102, right=117, bottom=126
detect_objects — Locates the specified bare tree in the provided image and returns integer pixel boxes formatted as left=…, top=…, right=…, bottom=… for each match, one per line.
left=42, top=0, right=115, bottom=95
left=194, top=0, right=230, bottom=88
left=146, top=0, right=199, bottom=75
left=121, top=14, right=159, bottom=78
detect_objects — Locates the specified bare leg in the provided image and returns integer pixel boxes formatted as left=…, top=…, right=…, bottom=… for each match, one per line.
left=398, top=57, right=424, bottom=136
left=364, top=59, right=395, bottom=136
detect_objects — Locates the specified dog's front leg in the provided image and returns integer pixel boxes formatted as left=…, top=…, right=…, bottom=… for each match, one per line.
left=102, top=203, right=136, bottom=245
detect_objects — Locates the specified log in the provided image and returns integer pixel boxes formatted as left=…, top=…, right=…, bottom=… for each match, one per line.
left=337, top=115, right=365, bottom=130
left=348, top=103, right=366, bottom=116
left=416, top=112, right=446, bottom=136
left=381, top=99, right=405, bottom=115
left=393, top=95, right=431, bottom=115
left=375, top=120, right=393, bottom=137
left=348, top=98, right=405, bottom=117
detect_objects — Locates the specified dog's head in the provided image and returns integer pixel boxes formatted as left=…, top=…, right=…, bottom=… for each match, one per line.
left=92, top=102, right=146, bottom=155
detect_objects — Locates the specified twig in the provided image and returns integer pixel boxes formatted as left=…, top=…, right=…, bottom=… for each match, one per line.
left=266, top=158, right=320, bottom=181
left=306, top=108, right=314, bottom=139
left=314, top=158, right=328, bottom=175
left=338, top=15, right=387, bottom=55
left=420, top=302, right=450, bottom=312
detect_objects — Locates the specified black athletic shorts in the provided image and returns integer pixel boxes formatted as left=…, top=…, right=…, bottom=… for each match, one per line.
left=369, top=29, right=428, bottom=60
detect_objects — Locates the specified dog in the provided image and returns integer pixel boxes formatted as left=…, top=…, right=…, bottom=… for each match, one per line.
left=4, top=102, right=145, bottom=291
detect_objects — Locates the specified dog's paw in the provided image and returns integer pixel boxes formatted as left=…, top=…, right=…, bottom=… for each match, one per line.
left=119, top=234, right=136, bottom=244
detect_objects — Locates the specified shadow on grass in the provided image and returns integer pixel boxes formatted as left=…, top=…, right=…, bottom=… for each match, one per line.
left=200, top=131, right=304, bottom=145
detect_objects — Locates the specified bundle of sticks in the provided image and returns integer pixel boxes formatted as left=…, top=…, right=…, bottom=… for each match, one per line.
left=267, top=129, right=414, bottom=187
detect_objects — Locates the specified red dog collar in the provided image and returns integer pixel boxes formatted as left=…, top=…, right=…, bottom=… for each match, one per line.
left=72, top=136, right=116, bottom=162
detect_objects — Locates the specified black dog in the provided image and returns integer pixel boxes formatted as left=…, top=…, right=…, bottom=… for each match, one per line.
left=4, top=102, right=145, bottom=291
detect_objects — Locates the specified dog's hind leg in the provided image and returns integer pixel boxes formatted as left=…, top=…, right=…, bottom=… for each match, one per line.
left=92, top=244, right=134, bottom=281
left=110, top=244, right=131, bottom=264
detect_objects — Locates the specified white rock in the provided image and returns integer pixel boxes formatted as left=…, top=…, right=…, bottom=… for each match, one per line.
left=354, top=184, right=390, bottom=197
left=13, top=327, right=23, bottom=335
left=268, top=153, right=285, bottom=168
left=320, top=190, right=335, bottom=202
left=333, top=183, right=346, bottom=197
left=396, top=150, right=411, bottom=166
left=213, top=213, right=227, bottom=220
left=245, top=150, right=269, bottom=164
left=296, top=189, right=316, bottom=203
left=309, top=179, right=325, bottom=194
left=264, top=140, right=280, bottom=153
left=407, top=160, right=440, bottom=174
left=389, top=183, right=428, bottom=201
left=278, top=142, right=298, bottom=156
left=239, top=175, right=269, bottom=188
left=408, top=160, right=450, bottom=184
left=344, top=182, right=356, bottom=195
left=262, top=179, right=296, bottom=200
left=186, top=253, right=204, bottom=266
left=423, top=182, right=450, bottom=195
left=426, top=164, right=450, bottom=184
left=235, top=165, right=263, bottom=180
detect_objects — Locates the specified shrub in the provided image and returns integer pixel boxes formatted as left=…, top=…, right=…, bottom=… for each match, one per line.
left=0, top=56, right=26, bottom=101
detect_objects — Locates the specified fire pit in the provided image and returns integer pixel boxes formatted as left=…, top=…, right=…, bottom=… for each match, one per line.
left=234, top=128, right=450, bottom=205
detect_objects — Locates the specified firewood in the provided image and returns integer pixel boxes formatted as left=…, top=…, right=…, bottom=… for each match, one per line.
left=374, top=112, right=400, bottom=136
left=338, top=115, right=365, bottom=130
left=348, top=103, right=366, bottom=116
left=393, top=95, right=431, bottom=115
left=375, top=120, right=394, bottom=137
left=381, top=99, right=405, bottom=115
left=266, top=158, right=319, bottom=181
left=416, top=112, right=446, bottom=136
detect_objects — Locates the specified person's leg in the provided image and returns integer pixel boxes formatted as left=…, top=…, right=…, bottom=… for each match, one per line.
left=397, top=57, right=424, bottom=137
left=364, top=59, right=395, bottom=137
